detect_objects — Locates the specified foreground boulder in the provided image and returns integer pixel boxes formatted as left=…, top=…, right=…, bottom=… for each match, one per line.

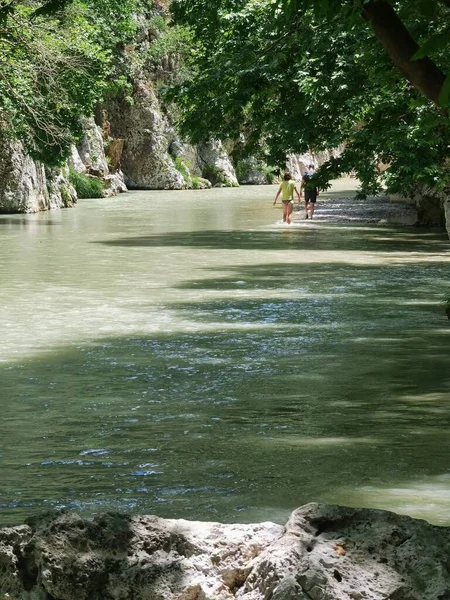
left=1, top=503, right=449, bottom=599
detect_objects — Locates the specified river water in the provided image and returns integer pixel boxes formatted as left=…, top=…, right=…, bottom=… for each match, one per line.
left=1, top=184, right=450, bottom=526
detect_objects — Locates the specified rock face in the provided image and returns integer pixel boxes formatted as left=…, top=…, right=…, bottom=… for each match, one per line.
left=236, top=157, right=269, bottom=185
left=77, top=117, right=110, bottom=177
left=286, top=147, right=344, bottom=181
left=73, top=119, right=128, bottom=197
left=414, top=186, right=447, bottom=227
left=107, top=85, right=185, bottom=190
left=1, top=503, right=450, bottom=600
left=45, top=167, right=78, bottom=208
left=0, top=137, right=76, bottom=213
left=198, top=140, right=239, bottom=187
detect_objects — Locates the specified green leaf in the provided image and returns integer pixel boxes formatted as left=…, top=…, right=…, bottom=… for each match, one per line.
left=416, top=0, right=439, bottom=19
left=438, top=73, right=450, bottom=108
left=412, top=31, right=449, bottom=60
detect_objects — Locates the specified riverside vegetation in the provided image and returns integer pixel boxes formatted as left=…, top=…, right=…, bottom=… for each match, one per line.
left=170, top=0, right=450, bottom=200
left=1, top=0, right=450, bottom=219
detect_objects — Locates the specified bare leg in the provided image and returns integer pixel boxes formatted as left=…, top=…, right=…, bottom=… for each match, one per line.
left=287, top=202, right=293, bottom=224
left=282, top=203, right=288, bottom=222
left=304, top=201, right=309, bottom=219
left=310, top=202, right=316, bottom=219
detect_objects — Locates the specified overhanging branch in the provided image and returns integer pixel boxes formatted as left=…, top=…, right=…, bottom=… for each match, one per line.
left=362, top=0, right=446, bottom=108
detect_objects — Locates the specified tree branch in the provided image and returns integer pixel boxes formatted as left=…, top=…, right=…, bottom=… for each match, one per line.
left=362, top=0, right=446, bottom=108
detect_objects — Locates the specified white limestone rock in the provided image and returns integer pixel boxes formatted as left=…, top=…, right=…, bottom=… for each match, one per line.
left=0, top=137, right=74, bottom=213
left=286, top=147, right=344, bottom=181
left=46, top=167, right=77, bottom=208
left=0, top=138, right=48, bottom=213
left=107, top=84, right=186, bottom=190
left=68, top=144, right=87, bottom=173
left=102, top=170, right=128, bottom=197
left=170, top=138, right=203, bottom=178
left=198, top=139, right=239, bottom=187
left=2, top=504, right=450, bottom=600
left=76, top=116, right=109, bottom=176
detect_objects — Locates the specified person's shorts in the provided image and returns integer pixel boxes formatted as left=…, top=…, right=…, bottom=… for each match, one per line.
left=282, top=199, right=293, bottom=204
left=305, top=190, right=317, bottom=203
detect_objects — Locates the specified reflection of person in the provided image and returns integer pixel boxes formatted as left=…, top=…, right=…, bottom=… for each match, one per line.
left=273, top=172, right=301, bottom=224
left=301, top=164, right=319, bottom=220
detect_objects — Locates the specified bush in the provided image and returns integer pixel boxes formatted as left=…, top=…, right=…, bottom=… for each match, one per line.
left=174, top=156, right=191, bottom=183
left=60, top=186, right=72, bottom=207
left=191, top=176, right=211, bottom=189
left=202, top=165, right=232, bottom=186
left=69, top=168, right=104, bottom=199
left=235, top=157, right=276, bottom=184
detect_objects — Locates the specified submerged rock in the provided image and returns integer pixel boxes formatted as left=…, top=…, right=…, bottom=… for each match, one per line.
left=1, top=503, right=450, bottom=599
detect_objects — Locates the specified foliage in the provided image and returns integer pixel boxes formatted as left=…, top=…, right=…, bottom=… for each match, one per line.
left=69, top=168, right=104, bottom=197
left=191, top=175, right=203, bottom=189
left=235, top=157, right=276, bottom=183
left=202, top=164, right=237, bottom=187
left=0, top=0, right=139, bottom=166
left=174, top=156, right=191, bottom=182
left=146, top=14, right=193, bottom=64
left=169, top=0, right=450, bottom=197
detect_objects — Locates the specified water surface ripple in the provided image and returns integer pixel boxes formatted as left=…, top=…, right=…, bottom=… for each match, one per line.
left=1, top=184, right=450, bottom=525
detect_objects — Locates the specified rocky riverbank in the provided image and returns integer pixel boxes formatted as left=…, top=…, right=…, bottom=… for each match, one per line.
left=304, top=195, right=418, bottom=225
left=1, top=503, right=449, bottom=600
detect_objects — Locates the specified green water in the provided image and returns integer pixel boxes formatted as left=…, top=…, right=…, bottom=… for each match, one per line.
left=1, top=184, right=450, bottom=526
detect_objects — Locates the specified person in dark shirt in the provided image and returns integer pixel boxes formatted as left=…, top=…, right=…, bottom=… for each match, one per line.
left=301, top=164, right=319, bottom=220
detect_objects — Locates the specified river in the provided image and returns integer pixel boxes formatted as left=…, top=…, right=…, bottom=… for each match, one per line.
left=1, top=183, right=450, bottom=526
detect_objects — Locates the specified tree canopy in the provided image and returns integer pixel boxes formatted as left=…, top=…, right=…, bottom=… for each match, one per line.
left=169, top=0, right=450, bottom=196
left=0, top=0, right=139, bottom=165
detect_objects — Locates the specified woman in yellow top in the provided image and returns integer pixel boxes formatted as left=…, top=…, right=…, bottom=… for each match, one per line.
left=273, top=172, right=301, bottom=224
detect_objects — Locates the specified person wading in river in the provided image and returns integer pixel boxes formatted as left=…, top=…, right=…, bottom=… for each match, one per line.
left=273, top=172, right=300, bottom=224
left=301, top=164, right=319, bottom=220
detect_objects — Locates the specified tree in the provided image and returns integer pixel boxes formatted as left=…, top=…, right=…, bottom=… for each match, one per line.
left=277, top=0, right=450, bottom=110
left=169, top=0, right=450, bottom=196
left=0, top=0, right=138, bottom=166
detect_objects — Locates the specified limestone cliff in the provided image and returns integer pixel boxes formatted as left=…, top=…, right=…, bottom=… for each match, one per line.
left=97, top=2, right=238, bottom=191
left=72, top=117, right=128, bottom=198
left=0, top=137, right=76, bottom=214
left=106, top=86, right=185, bottom=190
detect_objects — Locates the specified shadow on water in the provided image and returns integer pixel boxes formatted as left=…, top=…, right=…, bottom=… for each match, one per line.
left=92, top=227, right=449, bottom=253
left=1, top=256, right=450, bottom=525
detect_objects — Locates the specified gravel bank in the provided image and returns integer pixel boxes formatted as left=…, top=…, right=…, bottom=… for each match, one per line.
left=302, top=195, right=418, bottom=224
